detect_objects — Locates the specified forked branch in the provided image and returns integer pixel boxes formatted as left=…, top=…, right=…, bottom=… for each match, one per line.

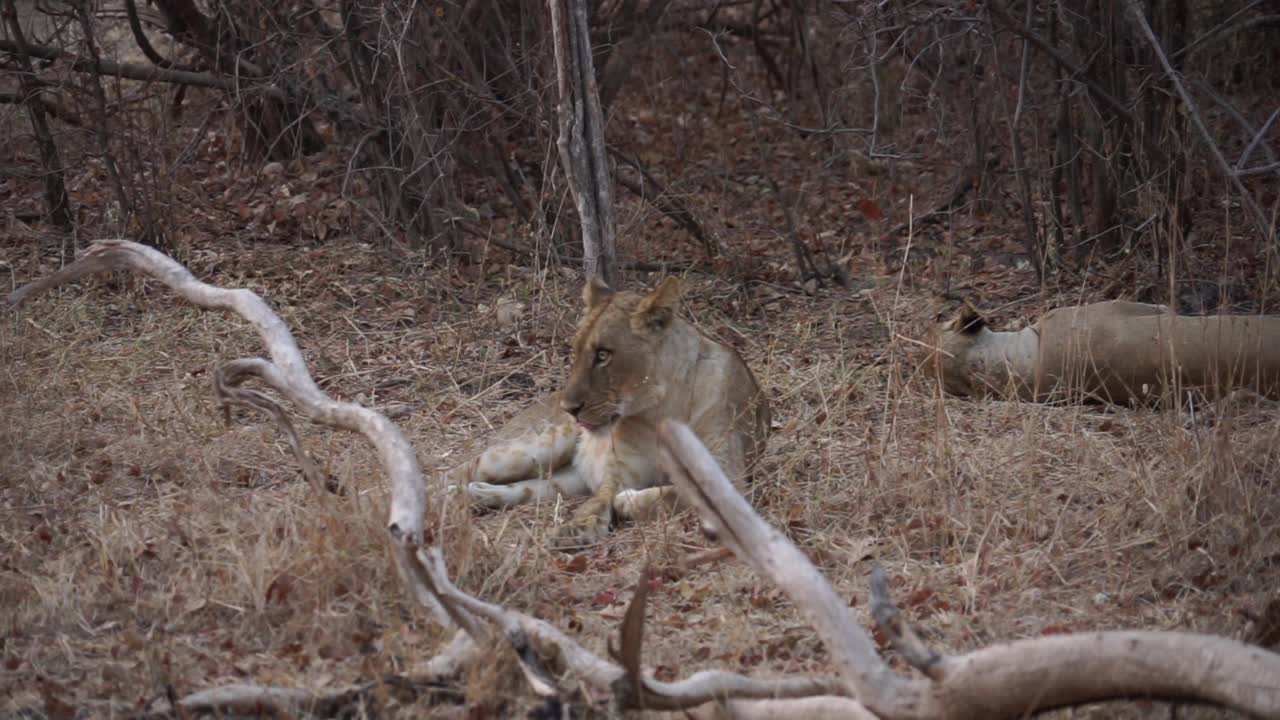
left=1121, top=0, right=1274, bottom=243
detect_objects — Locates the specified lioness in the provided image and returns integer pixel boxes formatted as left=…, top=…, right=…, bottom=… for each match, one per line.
left=932, top=300, right=1280, bottom=404
left=450, top=276, right=770, bottom=549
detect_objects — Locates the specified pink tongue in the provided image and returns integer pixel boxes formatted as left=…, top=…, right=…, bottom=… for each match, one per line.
left=576, top=421, right=594, bottom=430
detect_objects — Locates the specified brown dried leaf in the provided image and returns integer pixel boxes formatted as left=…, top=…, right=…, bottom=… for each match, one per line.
left=266, top=573, right=295, bottom=604
left=858, top=198, right=883, bottom=221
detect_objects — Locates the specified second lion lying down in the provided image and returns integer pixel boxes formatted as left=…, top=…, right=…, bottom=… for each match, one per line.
left=449, top=277, right=770, bottom=548
left=932, top=300, right=1280, bottom=404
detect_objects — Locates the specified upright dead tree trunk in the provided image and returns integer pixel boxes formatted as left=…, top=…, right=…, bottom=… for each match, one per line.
left=548, top=0, right=617, bottom=286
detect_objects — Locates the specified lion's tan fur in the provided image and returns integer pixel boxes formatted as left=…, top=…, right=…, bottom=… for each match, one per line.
left=453, top=277, right=770, bottom=547
left=933, top=300, right=1280, bottom=404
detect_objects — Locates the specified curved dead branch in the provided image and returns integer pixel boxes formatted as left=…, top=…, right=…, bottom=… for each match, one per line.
left=412, top=545, right=841, bottom=710
left=6, top=240, right=426, bottom=546
left=658, top=422, right=920, bottom=716
left=213, top=359, right=330, bottom=494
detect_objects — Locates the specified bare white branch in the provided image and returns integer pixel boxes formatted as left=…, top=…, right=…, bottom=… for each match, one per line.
left=935, top=631, right=1280, bottom=717
left=4, top=240, right=464, bottom=643
left=658, top=420, right=924, bottom=716
left=176, top=684, right=343, bottom=716
left=686, top=696, right=880, bottom=720
left=6, top=240, right=427, bottom=547
left=413, top=545, right=839, bottom=710
left=6, top=240, right=846, bottom=715
left=172, top=676, right=462, bottom=717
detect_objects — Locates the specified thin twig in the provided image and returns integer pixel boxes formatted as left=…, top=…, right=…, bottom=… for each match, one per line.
left=1235, top=107, right=1280, bottom=177
left=0, top=38, right=286, bottom=99
left=868, top=564, right=944, bottom=680
left=1173, top=2, right=1272, bottom=60
left=610, top=147, right=716, bottom=259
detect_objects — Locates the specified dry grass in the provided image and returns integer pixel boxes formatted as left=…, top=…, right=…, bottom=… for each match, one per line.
left=3, top=239, right=1278, bottom=718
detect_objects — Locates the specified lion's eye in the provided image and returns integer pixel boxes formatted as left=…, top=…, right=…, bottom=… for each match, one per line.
left=594, top=348, right=612, bottom=365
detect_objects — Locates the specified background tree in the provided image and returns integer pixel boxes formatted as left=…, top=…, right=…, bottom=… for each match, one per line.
left=1, top=0, right=1276, bottom=290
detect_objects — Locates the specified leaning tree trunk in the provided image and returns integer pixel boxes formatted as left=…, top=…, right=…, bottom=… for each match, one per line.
left=1, top=0, right=73, bottom=231
left=548, top=0, right=617, bottom=286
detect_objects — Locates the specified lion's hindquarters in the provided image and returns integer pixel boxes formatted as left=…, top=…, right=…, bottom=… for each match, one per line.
left=1044, top=311, right=1280, bottom=403
left=684, top=348, right=768, bottom=484
left=1168, top=316, right=1280, bottom=398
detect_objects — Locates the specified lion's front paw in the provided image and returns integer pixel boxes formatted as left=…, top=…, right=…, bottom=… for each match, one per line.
left=465, top=481, right=530, bottom=510
left=550, top=514, right=611, bottom=552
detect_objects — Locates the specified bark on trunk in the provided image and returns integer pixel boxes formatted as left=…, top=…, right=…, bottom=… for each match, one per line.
left=549, top=0, right=618, bottom=286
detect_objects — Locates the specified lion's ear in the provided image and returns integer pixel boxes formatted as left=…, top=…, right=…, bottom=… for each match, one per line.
left=945, top=301, right=986, bottom=334
left=582, top=274, right=615, bottom=309
left=633, top=277, right=683, bottom=332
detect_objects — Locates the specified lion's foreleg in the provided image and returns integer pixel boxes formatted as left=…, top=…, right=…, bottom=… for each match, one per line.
left=462, top=422, right=577, bottom=485
left=551, top=470, right=618, bottom=551
left=612, top=486, right=679, bottom=521
left=465, top=461, right=588, bottom=509
left=464, top=439, right=590, bottom=509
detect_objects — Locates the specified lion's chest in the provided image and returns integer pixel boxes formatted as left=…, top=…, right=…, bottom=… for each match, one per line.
left=574, top=420, right=664, bottom=493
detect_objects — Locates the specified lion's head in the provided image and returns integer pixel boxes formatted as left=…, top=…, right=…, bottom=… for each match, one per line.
left=931, top=301, right=988, bottom=397
left=560, top=276, right=684, bottom=431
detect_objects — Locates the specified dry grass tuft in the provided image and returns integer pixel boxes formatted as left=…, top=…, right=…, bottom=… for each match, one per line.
left=3, top=241, right=1278, bottom=718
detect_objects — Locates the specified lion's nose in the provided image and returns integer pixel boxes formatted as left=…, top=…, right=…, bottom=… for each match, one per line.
left=561, top=399, right=584, bottom=418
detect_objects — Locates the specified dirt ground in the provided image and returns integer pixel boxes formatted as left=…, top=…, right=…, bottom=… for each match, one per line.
left=3, top=19, right=1280, bottom=720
